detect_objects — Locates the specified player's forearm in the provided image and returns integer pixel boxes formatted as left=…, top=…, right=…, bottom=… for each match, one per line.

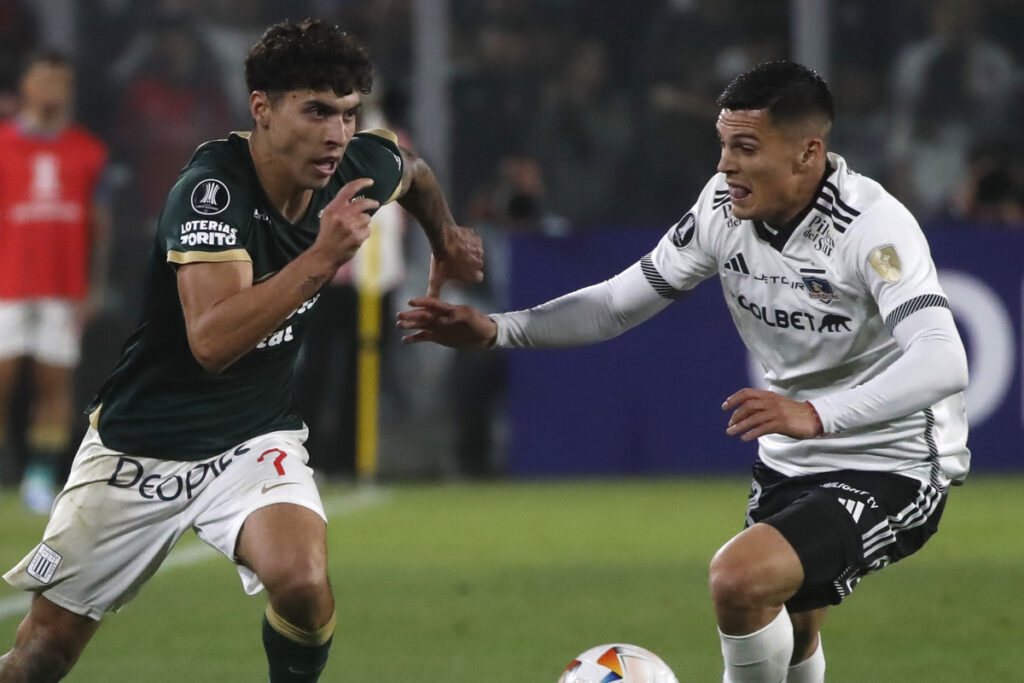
left=187, top=248, right=339, bottom=372
left=492, top=261, right=672, bottom=348
left=810, top=308, right=968, bottom=433
left=396, top=152, right=456, bottom=254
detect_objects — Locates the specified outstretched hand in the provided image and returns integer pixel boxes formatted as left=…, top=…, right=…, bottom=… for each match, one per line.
left=722, top=388, right=824, bottom=441
left=426, top=225, right=484, bottom=298
left=396, top=297, right=497, bottom=348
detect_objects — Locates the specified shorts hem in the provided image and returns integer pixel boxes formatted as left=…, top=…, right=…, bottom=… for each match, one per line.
left=33, top=589, right=104, bottom=622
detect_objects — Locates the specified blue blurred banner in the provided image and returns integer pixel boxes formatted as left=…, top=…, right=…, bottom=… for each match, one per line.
left=506, top=224, right=1022, bottom=475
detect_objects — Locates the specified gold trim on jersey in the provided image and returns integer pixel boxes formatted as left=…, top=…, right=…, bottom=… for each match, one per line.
left=167, top=249, right=252, bottom=265
left=88, top=405, right=101, bottom=430
left=359, top=128, right=404, bottom=204
left=359, top=128, right=398, bottom=145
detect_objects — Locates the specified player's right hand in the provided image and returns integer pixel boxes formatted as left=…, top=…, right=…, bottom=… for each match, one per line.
left=314, top=177, right=380, bottom=265
left=396, top=297, right=498, bottom=348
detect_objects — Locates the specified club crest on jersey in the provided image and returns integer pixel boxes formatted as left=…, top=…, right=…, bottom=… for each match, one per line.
left=802, top=276, right=839, bottom=304
left=869, top=245, right=902, bottom=282
left=190, top=178, right=231, bottom=216
left=670, top=212, right=696, bottom=248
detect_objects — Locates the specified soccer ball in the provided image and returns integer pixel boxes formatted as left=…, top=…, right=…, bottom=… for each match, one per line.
left=557, top=643, right=679, bottom=683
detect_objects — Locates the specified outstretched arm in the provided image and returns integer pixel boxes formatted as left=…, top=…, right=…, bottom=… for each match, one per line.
left=397, top=260, right=673, bottom=349
left=395, top=145, right=483, bottom=296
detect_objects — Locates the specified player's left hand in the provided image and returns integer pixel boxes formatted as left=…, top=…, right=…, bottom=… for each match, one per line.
left=427, top=224, right=484, bottom=298
left=722, top=388, right=824, bottom=441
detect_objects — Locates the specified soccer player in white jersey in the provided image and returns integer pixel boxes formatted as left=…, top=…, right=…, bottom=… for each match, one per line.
left=397, top=61, right=969, bottom=683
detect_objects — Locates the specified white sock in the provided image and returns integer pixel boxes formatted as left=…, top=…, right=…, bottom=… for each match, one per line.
left=719, top=608, right=793, bottom=683
left=787, top=635, right=825, bottom=683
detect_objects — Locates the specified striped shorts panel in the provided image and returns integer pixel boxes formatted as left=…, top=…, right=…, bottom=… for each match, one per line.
left=745, top=461, right=947, bottom=611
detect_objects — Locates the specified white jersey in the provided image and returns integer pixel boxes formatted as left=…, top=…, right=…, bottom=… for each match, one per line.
left=645, top=153, right=969, bottom=487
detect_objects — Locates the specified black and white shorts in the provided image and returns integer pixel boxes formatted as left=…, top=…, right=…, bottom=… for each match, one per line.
left=746, top=460, right=947, bottom=612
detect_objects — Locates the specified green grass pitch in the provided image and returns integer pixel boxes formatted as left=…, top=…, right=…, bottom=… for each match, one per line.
left=1, top=476, right=1021, bottom=681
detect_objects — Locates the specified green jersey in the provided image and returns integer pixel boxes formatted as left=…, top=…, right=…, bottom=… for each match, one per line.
left=88, top=130, right=404, bottom=461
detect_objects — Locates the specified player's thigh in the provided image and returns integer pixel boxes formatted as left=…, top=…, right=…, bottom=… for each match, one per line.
left=191, top=429, right=326, bottom=595
left=236, top=503, right=328, bottom=584
left=711, top=521, right=805, bottom=619
left=14, top=593, right=101, bottom=660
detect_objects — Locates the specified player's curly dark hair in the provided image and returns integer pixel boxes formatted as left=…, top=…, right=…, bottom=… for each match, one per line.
left=245, top=18, right=373, bottom=97
left=717, top=60, right=834, bottom=126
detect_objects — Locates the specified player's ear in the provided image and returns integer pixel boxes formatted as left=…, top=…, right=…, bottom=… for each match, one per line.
left=800, top=137, right=824, bottom=167
left=250, top=91, right=271, bottom=128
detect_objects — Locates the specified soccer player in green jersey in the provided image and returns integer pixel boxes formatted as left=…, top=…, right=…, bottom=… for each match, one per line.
left=0, top=19, right=483, bottom=683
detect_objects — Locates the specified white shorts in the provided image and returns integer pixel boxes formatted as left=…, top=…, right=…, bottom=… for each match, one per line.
left=0, top=299, right=82, bottom=367
left=3, top=426, right=325, bottom=620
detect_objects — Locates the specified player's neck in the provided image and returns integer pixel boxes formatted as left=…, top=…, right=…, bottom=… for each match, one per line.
left=247, top=132, right=313, bottom=223
left=770, top=161, right=830, bottom=229
left=17, top=110, right=68, bottom=136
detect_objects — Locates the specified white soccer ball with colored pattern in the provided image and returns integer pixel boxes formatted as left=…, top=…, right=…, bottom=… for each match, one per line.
left=557, top=643, right=678, bottom=683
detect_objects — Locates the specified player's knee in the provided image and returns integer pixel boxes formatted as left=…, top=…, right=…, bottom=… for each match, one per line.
left=708, top=545, right=773, bottom=611
left=262, top=556, right=331, bottom=612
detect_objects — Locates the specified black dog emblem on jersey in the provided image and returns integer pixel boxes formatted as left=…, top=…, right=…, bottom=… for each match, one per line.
left=670, top=212, right=696, bottom=248
left=819, top=314, right=852, bottom=333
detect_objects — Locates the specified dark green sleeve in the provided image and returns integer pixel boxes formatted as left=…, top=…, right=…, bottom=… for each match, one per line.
left=337, top=129, right=405, bottom=206
left=158, top=143, right=254, bottom=267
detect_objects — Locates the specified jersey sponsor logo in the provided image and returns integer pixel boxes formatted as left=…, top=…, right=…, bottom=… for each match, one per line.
left=669, top=212, right=696, bottom=248
left=190, top=178, right=231, bottom=215
left=105, top=444, right=251, bottom=501
left=253, top=208, right=271, bottom=222
left=821, top=481, right=879, bottom=509
left=735, top=294, right=853, bottom=334
left=869, top=245, right=902, bottom=282
left=802, top=276, right=839, bottom=304
left=255, top=294, right=321, bottom=350
left=179, top=219, right=239, bottom=246
left=802, top=215, right=835, bottom=256
left=736, top=294, right=817, bottom=331
left=26, top=543, right=62, bottom=584
left=724, top=252, right=750, bottom=275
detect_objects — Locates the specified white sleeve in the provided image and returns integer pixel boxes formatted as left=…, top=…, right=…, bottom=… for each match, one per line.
left=810, top=307, right=968, bottom=434
left=491, top=261, right=672, bottom=349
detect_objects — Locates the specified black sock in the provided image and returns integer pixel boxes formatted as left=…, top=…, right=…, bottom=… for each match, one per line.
left=262, top=613, right=333, bottom=683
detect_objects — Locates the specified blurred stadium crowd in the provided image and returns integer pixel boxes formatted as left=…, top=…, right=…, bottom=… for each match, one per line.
left=1, top=0, right=1023, bottom=481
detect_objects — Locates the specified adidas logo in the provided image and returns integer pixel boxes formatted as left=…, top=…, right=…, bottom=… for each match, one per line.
left=838, top=497, right=864, bottom=522
left=724, top=252, right=750, bottom=275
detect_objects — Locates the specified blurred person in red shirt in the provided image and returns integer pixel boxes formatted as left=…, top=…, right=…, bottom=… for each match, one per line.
left=113, top=12, right=233, bottom=222
left=0, top=51, right=110, bottom=513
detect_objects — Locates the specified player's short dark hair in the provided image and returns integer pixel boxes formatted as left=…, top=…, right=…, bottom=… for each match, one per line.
left=717, top=60, right=834, bottom=126
left=245, top=19, right=373, bottom=98
left=22, top=49, right=73, bottom=75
